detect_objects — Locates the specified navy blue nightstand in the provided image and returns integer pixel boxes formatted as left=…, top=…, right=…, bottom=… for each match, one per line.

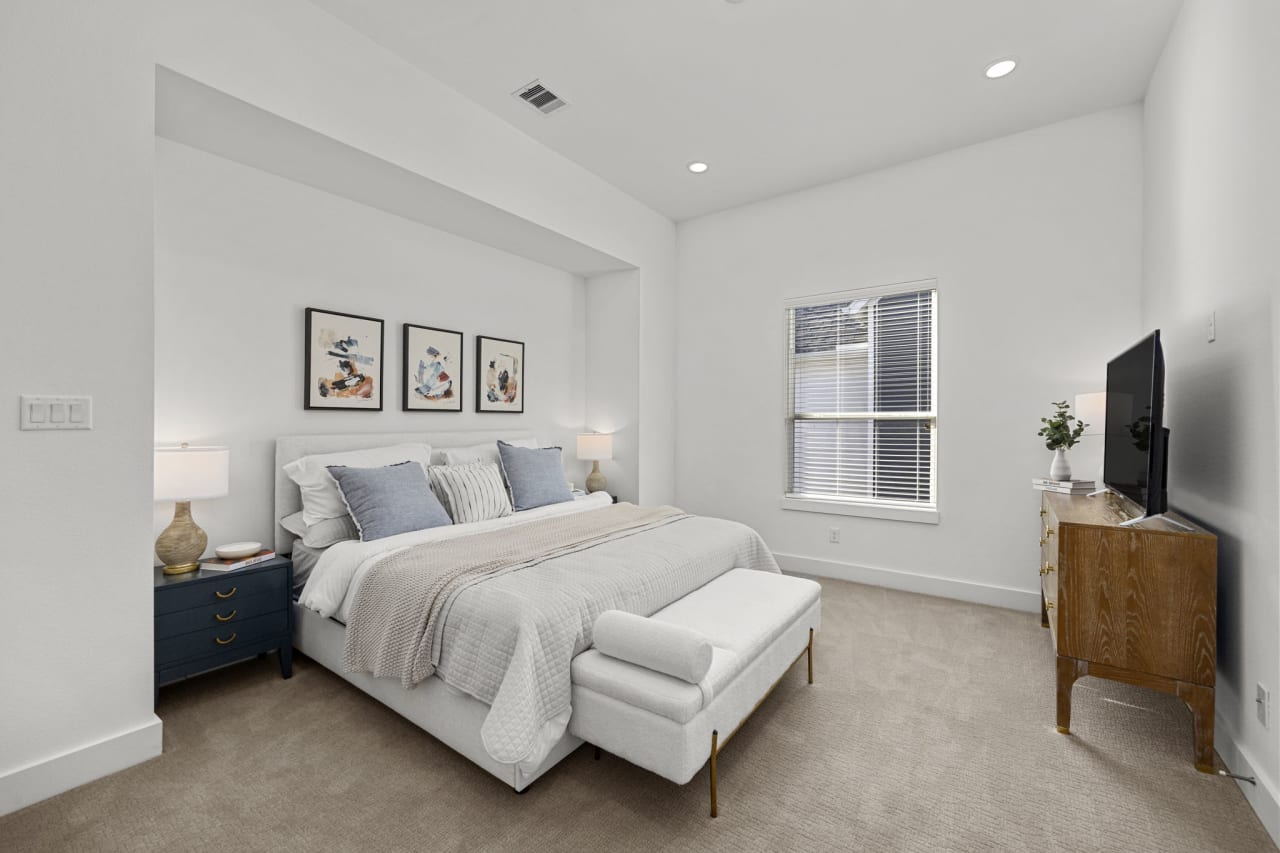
left=154, top=555, right=293, bottom=699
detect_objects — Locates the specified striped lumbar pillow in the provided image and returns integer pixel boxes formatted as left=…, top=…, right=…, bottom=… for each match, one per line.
left=428, top=461, right=513, bottom=524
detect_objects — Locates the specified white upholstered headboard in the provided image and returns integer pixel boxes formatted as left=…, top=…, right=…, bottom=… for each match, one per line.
left=273, top=430, right=536, bottom=554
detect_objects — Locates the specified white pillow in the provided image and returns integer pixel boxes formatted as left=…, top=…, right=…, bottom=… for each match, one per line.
left=284, top=443, right=432, bottom=527
left=440, top=437, right=539, bottom=467
left=278, top=510, right=359, bottom=549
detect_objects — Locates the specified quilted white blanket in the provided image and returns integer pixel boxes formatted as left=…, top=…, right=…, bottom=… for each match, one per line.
left=343, top=503, right=780, bottom=768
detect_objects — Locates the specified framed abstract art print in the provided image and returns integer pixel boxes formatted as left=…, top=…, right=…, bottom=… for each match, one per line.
left=475, top=335, right=524, bottom=413
left=304, top=308, right=384, bottom=411
left=403, top=323, right=463, bottom=412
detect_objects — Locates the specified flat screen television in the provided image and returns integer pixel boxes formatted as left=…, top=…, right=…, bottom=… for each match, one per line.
left=1103, top=331, right=1168, bottom=518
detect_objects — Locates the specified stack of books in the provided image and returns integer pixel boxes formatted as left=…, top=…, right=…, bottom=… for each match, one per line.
left=201, top=549, right=276, bottom=573
left=1031, top=478, right=1096, bottom=495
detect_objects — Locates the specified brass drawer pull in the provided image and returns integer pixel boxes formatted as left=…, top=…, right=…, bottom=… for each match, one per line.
left=1040, top=564, right=1056, bottom=576
left=215, top=632, right=237, bottom=646
left=1045, top=528, right=1055, bottom=537
left=1045, top=601, right=1056, bottom=610
left=1040, top=508, right=1047, bottom=517
left=1039, top=537, right=1047, bottom=546
left=214, top=609, right=237, bottom=622
left=215, top=586, right=237, bottom=600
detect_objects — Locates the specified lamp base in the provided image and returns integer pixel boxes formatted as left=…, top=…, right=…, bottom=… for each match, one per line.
left=586, top=460, right=608, bottom=494
left=156, top=500, right=208, bottom=575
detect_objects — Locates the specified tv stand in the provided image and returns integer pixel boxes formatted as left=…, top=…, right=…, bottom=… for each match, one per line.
left=1118, top=511, right=1198, bottom=532
left=1038, top=490, right=1218, bottom=771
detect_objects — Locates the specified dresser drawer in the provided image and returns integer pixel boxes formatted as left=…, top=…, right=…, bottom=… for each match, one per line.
left=154, top=591, right=284, bottom=640
left=155, top=611, right=288, bottom=667
left=155, top=565, right=287, bottom=615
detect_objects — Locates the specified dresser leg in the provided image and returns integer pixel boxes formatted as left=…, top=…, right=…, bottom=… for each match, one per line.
left=1056, top=656, right=1087, bottom=734
left=1041, top=592, right=1049, bottom=629
left=279, top=643, right=293, bottom=679
left=1177, top=682, right=1215, bottom=772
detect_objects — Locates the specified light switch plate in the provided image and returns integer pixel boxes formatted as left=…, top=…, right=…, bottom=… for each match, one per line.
left=20, top=395, right=93, bottom=430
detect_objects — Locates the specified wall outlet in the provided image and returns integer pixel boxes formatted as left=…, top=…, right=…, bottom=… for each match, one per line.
left=828, top=527, right=841, bottom=544
left=1258, top=683, right=1271, bottom=729
left=1208, top=311, right=1216, bottom=342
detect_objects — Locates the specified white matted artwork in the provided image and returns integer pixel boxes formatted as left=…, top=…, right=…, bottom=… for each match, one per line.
left=403, top=323, right=463, bottom=412
left=476, top=335, right=524, bottom=413
left=304, top=308, right=384, bottom=411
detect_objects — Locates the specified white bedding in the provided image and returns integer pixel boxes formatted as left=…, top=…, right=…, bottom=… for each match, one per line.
left=299, top=491, right=613, bottom=622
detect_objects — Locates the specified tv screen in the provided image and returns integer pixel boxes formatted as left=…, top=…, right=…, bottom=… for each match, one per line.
left=1103, top=331, right=1167, bottom=517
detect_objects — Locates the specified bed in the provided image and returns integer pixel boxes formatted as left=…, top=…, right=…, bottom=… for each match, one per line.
left=277, top=431, right=780, bottom=792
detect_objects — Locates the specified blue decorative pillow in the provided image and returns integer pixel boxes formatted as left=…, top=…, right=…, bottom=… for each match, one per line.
left=326, top=461, right=452, bottom=541
left=497, top=441, right=573, bottom=512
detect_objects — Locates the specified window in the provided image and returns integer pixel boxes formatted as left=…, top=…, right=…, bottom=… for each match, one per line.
left=783, top=280, right=938, bottom=522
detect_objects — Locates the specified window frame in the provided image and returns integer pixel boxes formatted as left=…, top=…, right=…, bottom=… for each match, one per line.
left=780, top=278, right=939, bottom=525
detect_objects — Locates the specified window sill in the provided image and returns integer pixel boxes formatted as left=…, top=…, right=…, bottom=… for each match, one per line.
left=779, top=496, right=939, bottom=525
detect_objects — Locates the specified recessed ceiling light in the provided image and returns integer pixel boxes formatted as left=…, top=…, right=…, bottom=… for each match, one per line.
left=688, top=161, right=709, bottom=174
left=985, top=59, right=1017, bottom=79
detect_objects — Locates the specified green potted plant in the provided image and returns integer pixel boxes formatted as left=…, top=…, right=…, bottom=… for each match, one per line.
left=1038, top=400, right=1088, bottom=481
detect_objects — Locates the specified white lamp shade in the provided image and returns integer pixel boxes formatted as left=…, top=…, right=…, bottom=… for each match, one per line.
left=154, top=446, right=230, bottom=501
left=576, top=433, right=613, bottom=462
left=1074, top=392, right=1107, bottom=436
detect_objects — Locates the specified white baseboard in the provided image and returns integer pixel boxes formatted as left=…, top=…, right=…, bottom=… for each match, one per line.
left=0, top=715, right=163, bottom=816
left=1214, top=712, right=1280, bottom=846
left=775, top=552, right=1041, bottom=613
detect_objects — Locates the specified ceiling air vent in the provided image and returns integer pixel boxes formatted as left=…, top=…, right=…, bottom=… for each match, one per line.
left=513, top=79, right=569, bottom=115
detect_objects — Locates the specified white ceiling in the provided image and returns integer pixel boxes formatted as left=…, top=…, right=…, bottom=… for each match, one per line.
left=309, top=0, right=1181, bottom=222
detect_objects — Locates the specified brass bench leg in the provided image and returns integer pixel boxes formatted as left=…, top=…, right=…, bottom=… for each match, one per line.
left=807, top=627, right=814, bottom=684
left=707, top=627, right=815, bottom=819
left=709, top=730, right=719, bottom=818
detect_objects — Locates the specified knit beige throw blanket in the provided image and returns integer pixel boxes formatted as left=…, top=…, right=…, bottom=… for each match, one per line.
left=343, top=503, right=687, bottom=688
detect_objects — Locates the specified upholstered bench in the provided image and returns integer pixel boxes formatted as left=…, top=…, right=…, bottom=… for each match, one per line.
left=569, top=569, right=821, bottom=817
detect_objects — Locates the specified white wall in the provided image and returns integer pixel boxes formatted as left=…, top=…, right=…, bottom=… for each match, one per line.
left=0, top=0, right=161, bottom=813
left=155, top=0, right=678, bottom=505
left=585, top=271, right=642, bottom=502
left=1143, top=0, right=1280, bottom=838
left=675, top=107, right=1144, bottom=608
left=154, top=140, right=591, bottom=548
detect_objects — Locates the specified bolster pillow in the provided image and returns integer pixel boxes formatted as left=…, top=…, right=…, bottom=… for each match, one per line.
left=593, top=610, right=713, bottom=684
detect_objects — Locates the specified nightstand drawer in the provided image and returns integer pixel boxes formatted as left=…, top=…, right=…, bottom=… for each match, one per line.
left=155, top=611, right=287, bottom=667
left=154, top=565, right=287, bottom=615
left=154, top=592, right=284, bottom=640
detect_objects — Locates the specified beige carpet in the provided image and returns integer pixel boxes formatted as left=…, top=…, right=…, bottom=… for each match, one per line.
left=2, top=578, right=1272, bottom=852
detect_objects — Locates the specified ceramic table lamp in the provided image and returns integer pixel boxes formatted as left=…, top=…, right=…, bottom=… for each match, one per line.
left=154, top=444, right=229, bottom=574
left=576, top=433, right=613, bottom=495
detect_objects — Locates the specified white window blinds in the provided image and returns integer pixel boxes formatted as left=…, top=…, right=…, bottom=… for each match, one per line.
left=785, top=281, right=937, bottom=509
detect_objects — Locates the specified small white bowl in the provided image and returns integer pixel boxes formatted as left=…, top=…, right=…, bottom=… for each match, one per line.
left=215, top=541, right=262, bottom=560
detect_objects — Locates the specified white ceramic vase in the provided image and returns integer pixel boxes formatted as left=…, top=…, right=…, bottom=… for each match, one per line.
left=1049, top=448, right=1072, bottom=481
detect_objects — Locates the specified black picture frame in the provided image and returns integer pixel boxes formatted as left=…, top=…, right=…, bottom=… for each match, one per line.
left=402, top=323, right=464, bottom=412
left=475, top=335, right=525, bottom=414
left=304, top=307, right=385, bottom=411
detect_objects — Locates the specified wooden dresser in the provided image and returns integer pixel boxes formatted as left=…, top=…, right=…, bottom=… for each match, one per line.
left=1039, top=491, right=1218, bottom=771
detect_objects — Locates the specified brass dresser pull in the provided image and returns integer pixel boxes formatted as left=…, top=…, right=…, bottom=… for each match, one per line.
left=214, top=609, right=237, bottom=622
left=1040, top=564, right=1056, bottom=576
left=1040, top=508, right=1047, bottom=517
left=215, top=632, right=237, bottom=645
left=215, top=587, right=237, bottom=600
